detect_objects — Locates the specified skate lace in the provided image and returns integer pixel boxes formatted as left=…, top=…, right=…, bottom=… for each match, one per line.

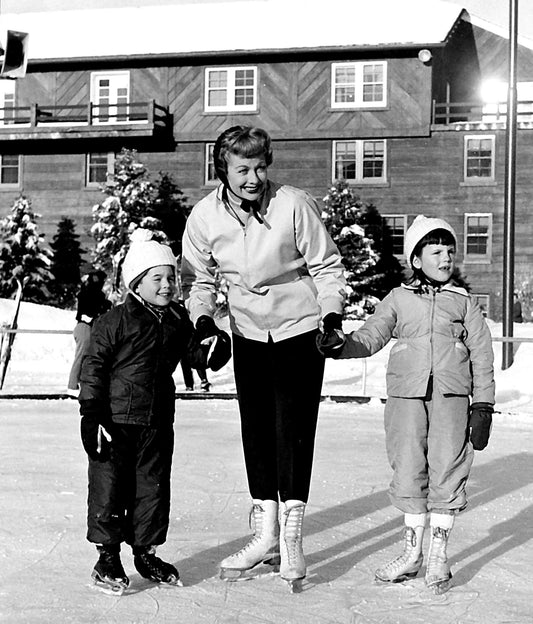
left=139, top=550, right=171, bottom=576
left=380, top=527, right=419, bottom=574
left=282, top=505, right=304, bottom=564
left=231, top=504, right=266, bottom=557
left=427, top=527, right=449, bottom=572
left=98, top=549, right=127, bottom=580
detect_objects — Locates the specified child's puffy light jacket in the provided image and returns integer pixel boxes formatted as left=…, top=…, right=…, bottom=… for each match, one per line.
left=339, top=282, right=495, bottom=403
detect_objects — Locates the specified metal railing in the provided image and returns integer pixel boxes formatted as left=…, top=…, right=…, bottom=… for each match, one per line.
left=432, top=100, right=533, bottom=125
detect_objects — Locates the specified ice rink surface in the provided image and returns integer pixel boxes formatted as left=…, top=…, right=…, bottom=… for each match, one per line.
left=0, top=398, right=531, bottom=623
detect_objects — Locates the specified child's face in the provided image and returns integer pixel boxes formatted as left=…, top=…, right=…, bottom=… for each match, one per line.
left=413, top=243, right=455, bottom=283
left=225, top=152, right=268, bottom=202
left=135, top=265, right=176, bottom=306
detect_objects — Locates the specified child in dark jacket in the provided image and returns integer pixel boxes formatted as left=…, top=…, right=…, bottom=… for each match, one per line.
left=78, top=233, right=192, bottom=593
left=318, top=215, right=495, bottom=594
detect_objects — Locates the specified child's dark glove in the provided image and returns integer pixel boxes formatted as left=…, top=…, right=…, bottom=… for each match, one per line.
left=188, top=315, right=231, bottom=372
left=79, top=400, right=114, bottom=461
left=316, top=312, right=346, bottom=358
left=469, top=402, right=494, bottom=451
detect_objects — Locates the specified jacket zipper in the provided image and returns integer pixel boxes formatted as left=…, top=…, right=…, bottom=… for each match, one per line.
left=429, top=289, right=436, bottom=374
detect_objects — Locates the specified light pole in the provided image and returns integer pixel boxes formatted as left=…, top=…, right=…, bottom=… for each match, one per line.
left=502, top=0, right=518, bottom=370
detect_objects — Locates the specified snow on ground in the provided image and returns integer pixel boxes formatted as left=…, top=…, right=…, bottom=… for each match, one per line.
left=1, top=298, right=533, bottom=416
left=0, top=299, right=532, bottom=623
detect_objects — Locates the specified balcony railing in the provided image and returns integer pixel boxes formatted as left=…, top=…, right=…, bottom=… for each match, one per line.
left=433, top=100, right=533, bottom=126
left=0, top=100, right=171, bottom=139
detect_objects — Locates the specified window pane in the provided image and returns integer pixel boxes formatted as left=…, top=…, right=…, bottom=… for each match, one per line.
left=467, top=138, right=493, bottom=177
left=0, top=154, right=19, bottom=184
left=335, top=142, right=357, bottom=180
left=88, top=152, right=109, bottom=184
left=208, top=90, right=226, bottom=107
left=466, top=216, right=489, bottom=255
left=362, top=64, right=384, bottom=103
left=362, top=141, right=384, bottom=178
left=208, top=71, right=227, bottom=89
left=383, top=216, right=405, bottom=255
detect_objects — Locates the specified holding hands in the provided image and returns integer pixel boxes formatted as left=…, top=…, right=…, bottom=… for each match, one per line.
left=316, top=312, right=346, bottom=358
left=188, top=316, right=232, bottom=372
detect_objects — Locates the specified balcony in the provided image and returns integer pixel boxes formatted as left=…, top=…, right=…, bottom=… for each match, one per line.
left=0, top=100, right=172, bottom=141
left=432, top=100, right=533, bottom=130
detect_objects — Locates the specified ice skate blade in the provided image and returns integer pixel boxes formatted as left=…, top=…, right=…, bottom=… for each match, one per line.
left=375, top=570, right=419, bottom=584
left=283, top=577, right=304, bottom=593
left=426, top=572, right=452, bottom=595
left=220, top=559, right=280, bottom=582
left=91, top=571, right=128, bottom=596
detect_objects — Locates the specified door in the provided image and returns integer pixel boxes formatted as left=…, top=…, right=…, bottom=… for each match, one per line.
left=90, top=71, right=130, bottom=123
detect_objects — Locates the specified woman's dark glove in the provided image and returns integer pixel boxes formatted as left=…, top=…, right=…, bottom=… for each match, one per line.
left=188, top=316, right=231, bottom=372
left=79, top=400, right=114, bottom=461
left=316, top=312, right=346, bottom=358
left=469, top=402, right=494, bottom=451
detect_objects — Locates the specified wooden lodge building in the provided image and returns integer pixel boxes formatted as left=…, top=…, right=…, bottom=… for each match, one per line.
left=2, top=0, right=533, bottom=319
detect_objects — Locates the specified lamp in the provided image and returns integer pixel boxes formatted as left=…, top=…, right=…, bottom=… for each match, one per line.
left=417, top=49, right=432, bottom=64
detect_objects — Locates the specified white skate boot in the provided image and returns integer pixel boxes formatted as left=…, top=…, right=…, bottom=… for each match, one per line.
left=375, top=525, right=425, bottom=583
left=280, top=501, right=306, bottom=593
left=219, top=500, right=280, bottom=581
left=425, top=513, right=454, bottom=594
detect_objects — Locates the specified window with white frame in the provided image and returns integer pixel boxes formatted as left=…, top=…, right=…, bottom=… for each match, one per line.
left=0, top=80, right=16, bottom=124
left=333, top=139, right=386, bottom=183
left=86, top=152, right=114, bottom=186
left=205, top=67, right=257, bottom=112
left=472, top=294, right=490, bottom=318
left=464, top=213, right=492, bottom=262
left=0, top=154, right=20, bottom=186
left=382, top=215, right=407, bottom=256
left=464, top=135, right=495, bottom=181
left=331, top=61, right=387, bottom=108
left=204, top=143, right=218, bottom=185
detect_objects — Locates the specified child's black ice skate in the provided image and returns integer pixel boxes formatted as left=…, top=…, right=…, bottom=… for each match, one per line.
left=91, top=545, right=129, bottom=595
left=133, top=546, right=183, bottom=586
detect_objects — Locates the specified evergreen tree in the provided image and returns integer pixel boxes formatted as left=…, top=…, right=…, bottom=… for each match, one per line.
left=49, top=216, right=85, bottom=308
left=0, top=195, right=53, bottom=303
left=150, top=171, right=190, bottom=256
left=90, top=148, right=168, bottom=298
left=321, top=180, right=403, bottom=318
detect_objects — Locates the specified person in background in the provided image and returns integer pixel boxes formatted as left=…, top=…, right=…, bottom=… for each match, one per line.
left=318, top=215, right=495, bottom=594
left=181, top=125, right=346, bottom=591
left=513, top=292, right=523, bottom=323
left=180, top=359, right=211, bottom=392
left=67, top=270, right=111, bottom=394
left=78, top=233, right=192, bottom=594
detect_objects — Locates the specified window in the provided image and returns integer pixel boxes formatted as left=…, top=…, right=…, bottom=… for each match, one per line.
left=90, top=71, right=130, bottom=123
left=464, top=213, right=492, bottom=262
left=204, top=143, right=218, bottom=185
left=205, top=67, right=257, bottom=112
left=383, top=215, right=407, bottom=256
left=333, top=140, right=386, bottom=183
left=464, top=135, right=495, bottom=182
left=331, top=62, right=387, bottom=108
left=472, top=294, right=490, bottom=318
left=86, top=152, right=114, bottom=186
left=0, top=80, right=16, bottom=125
left=0, top=154, right=20, bottom=185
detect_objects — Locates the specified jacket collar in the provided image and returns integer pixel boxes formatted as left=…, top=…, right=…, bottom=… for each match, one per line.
left=401, top=280, right=469, bottom=297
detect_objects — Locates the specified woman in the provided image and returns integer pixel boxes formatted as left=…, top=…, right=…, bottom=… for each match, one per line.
left=181, top=126, right=346, bottom=591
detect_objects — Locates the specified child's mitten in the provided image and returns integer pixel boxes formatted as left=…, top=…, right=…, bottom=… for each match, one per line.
left=469, top=402, right=494, bottom=451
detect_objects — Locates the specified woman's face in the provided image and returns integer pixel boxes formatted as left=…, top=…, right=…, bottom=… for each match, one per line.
left=225, top=152, right=268, bottom=201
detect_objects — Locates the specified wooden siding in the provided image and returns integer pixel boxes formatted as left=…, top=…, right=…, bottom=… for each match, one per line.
left=167, top=57, right=432, bottom=141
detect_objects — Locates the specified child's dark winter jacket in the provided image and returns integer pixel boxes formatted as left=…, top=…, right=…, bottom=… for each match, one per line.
left=79, top=294, right=193, bottom=426
left=339, top=282, right=495, bottom=404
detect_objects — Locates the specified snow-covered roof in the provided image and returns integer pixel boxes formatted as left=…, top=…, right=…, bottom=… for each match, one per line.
left=0, top=0, right=466, bottom=63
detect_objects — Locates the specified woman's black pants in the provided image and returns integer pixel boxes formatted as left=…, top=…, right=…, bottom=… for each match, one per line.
left=232, top=330, right=325, bottom=503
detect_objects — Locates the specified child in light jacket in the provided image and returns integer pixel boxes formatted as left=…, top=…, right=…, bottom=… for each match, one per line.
left=319, top=215, right=495, bottom=594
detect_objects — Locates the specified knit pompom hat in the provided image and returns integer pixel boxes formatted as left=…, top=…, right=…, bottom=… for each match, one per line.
left=404, top=215, right=457, bottom=267
left=121, top=229, right=177, bottom=290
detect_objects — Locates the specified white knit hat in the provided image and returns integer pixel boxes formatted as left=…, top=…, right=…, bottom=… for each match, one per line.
left=404, top=215, right=457, bottom=267
left=121, top=235, right=177, bottom=290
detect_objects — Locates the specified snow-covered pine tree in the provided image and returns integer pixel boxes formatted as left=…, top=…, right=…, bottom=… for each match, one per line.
left=49, top=216, right=85, bottom=308
left=90, top=148, right=168, bottom=299
left=0, top=195, right=53, bottom=303
left=150, top=171, right=190, bottom=256
left=321, top=180, right=402, bottom=318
